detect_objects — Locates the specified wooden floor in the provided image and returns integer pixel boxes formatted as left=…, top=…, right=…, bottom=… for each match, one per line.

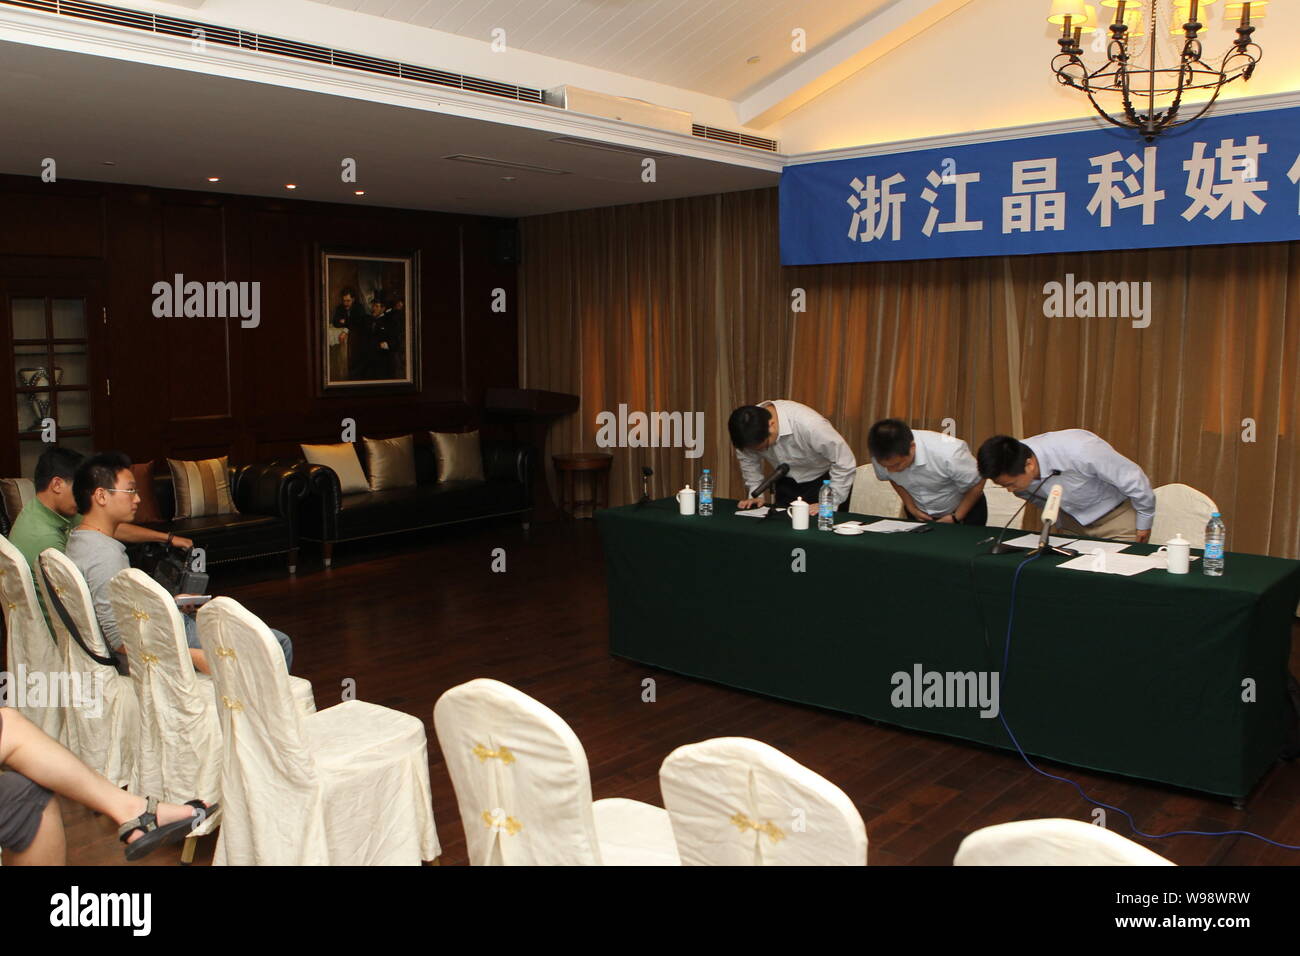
left=54, top=516, right=1300, bottom=866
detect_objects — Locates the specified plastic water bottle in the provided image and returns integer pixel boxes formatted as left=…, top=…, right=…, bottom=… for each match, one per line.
left=699, top=469, right=713, bottom=516
left=1204, top=512, right=1225, bottom=576
left=818, top=480, right=834, bottom=531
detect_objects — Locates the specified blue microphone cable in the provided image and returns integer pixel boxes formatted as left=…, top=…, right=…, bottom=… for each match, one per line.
left=987, top=550, right=1300, bottom=851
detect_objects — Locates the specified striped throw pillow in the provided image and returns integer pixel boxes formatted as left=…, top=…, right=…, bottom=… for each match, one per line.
left=166, top=457, right=239, bottom=519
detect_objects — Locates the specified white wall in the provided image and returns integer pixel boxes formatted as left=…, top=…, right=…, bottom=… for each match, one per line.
left=770, top=0, right=1300, bottom=154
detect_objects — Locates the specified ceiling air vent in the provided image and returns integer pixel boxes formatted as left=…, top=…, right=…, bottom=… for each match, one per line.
left=691, top=125, right=779, bottom=152
left=0, top=0, right=545, bottom=104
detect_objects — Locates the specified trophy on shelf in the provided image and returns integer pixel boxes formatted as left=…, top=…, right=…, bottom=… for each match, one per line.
left=17, top=366, right=63, bottom=432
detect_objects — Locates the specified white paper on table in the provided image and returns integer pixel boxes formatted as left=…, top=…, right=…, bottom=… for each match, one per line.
left=734, top=506, right=770, bottom=518
left=1057, top=552, right=1166, bottom=576
left=861, top=519, right=924, bottom=533
left=1002, top=533, right=1130, bottom=553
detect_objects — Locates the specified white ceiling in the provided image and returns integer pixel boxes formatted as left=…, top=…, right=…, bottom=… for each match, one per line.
left=305, top=0, right=899, bottom=100
left=0, top=40, right=778, bottom=217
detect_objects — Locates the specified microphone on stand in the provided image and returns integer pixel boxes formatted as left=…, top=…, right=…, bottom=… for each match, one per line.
left=986, top=469, right=1061, bottom=554
left=637, top=465, right=653, bottom=506
left=1029, top=483, right=1079, bottom=557
left=747, top=462, right=790, bottom=502
left=745, top=463, right=790, bottom=520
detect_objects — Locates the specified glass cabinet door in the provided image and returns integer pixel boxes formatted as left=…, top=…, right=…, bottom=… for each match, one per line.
left=9, top=294, right=95, bottom=479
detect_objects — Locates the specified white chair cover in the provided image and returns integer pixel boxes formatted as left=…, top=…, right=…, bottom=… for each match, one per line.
left=198, top=597, right=439, bottom=865
left=1152, top=482, right=1218, bottom=548
left=36, top=549, right=138, bottom=788
left=109, top=569, right=222, bottom=805
left=848, top=464, right=904, bottom=518
left=983, top=481, right=1024, bottom=529
left=0, top=535, right=65, bottom=740
left=954, top=818, right=1175, bottom=866
left=659, top=737, right=868, bottom=865
left=433, top=678, right=679, bottom=865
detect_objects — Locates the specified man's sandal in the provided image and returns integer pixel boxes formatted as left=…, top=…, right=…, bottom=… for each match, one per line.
left=118, top=798, right=217, bottom=862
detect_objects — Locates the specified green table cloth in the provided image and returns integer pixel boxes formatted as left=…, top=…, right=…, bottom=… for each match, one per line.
left=596, top=498, right=1300, bottom=799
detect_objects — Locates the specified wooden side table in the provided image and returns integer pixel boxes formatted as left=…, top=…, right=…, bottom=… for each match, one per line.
left=552, top=453, right=613, bottom=518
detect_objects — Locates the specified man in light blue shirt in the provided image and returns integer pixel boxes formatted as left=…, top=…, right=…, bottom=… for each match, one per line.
left=868, top=419, right=987, bottom=525
left=976, top=430, right=1156, bottom=542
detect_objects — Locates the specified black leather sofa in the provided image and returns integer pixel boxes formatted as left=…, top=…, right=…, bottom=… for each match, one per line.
left=293, top=438, right=532, bottom=566
left=131, top=462, right=309, bottom=573
left=0, top=461, right=307, bottom=574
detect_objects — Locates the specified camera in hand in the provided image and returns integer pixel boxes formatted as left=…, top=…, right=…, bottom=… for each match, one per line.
left=135, top=541, right=209, bottom=596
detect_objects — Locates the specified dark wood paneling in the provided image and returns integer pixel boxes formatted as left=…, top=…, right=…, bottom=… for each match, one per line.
left=0, top=174, right=519, bottom=469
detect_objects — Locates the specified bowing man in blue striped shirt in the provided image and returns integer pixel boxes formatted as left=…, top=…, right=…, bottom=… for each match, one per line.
left=975, top=430, right=1156, bottom=543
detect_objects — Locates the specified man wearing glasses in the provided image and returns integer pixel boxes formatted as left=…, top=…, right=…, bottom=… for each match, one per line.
left=7, top=447, right=191, bottom=630
left=64, top=452, right=293, bottom=674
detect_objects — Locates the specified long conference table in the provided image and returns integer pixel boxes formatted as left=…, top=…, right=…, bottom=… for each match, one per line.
left=596, top=498, right=1300, bottom=800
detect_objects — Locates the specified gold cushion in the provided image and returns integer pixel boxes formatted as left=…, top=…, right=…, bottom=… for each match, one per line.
left=363, top=435, right=417, bottom=491
left=166, top=457, right=239, bottom=519
left=300, top=442, right=369, bottom=495
left=430, top=430, right=484, bottom=483
left=0, top=477, right=35, bottom=524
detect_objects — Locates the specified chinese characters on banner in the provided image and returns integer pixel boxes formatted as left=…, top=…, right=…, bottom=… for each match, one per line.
left=781, top=106, right=1300, bottom=266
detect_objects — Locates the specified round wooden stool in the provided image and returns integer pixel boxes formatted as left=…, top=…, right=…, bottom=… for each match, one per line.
left=552, top=452, right=613, bottom=519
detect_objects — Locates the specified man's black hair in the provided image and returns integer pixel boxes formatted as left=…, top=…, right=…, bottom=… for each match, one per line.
left=976, top=435, right=1033, bottom=480
left=73, top=451, right=134, bottom=515
left=867, top=419, right=913, bottom=461
left=728, top=405, right=772, bottom=450
left=33, top=447, right=85, bottom=493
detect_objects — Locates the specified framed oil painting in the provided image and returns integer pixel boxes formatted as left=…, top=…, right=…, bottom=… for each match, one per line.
left=320, top=248, right=419, bottom=392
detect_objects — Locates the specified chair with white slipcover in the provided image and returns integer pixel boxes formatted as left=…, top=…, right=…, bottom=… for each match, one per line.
left=433, top=678, right=680, bottom=865
left=954, top=818, right=1175, bottom=866
left=848, top=463, right=904, bottom=518
left=0, top=534, right=65, bottom=740
left=983, top=481, right=1025, bottom=529
left=110, top=569, right=223, bottom=802
left=197, top=597, right=439, bottom=865
left=36, top=548, right=138, bottom=788
left=659, top=737, right=868, bottom=865
left=1151, top=483, right=1218, bottom=548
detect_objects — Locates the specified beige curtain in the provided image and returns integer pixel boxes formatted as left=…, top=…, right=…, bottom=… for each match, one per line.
left=520, top=186, right=1300, bottom=559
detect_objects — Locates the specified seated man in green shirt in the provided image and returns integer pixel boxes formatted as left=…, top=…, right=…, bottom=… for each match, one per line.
left=8, top=448, right=191, bottom=625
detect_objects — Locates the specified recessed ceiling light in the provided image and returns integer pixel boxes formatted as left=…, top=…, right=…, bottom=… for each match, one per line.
left=747, top=56, right=760, bottom=65
left=354, top=190, right=365, bottom=195
left=501, top=176, right=516, bottom=182
left=207, top=177, right=220, bottom=182
left=285, top=184, right=297, bottom=189
left=102, top=161, right=117, bottom=167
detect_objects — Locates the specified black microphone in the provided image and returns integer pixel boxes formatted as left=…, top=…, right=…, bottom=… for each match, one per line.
left=748, top=462, right=790, bottom=501
left=637, top=465, right=653, bottom=506
left=987, top=469, right=1061, bottom=554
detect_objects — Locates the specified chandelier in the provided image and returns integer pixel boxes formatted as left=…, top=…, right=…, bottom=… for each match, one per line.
left=1048, top=0, right=1266, bottom=141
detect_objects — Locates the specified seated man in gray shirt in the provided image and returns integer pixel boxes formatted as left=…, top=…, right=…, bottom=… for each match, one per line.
left=64, top=451, right=293, bottom=674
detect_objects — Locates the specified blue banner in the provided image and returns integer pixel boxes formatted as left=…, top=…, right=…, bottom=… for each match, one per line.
left=780, top=104, right=1300, bottom=265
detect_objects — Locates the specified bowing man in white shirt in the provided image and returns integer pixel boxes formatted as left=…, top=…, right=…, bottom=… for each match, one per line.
left=867, top=419, right=988, bottom=525
left=975, top=430, right=1156, bottom=543
left=729, top=400, right=857, bottom=510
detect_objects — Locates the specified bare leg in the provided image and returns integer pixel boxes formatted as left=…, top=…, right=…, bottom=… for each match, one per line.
left=9, top=798, right=67, bottom=866
left=1, top=708, right=197, bottom=842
